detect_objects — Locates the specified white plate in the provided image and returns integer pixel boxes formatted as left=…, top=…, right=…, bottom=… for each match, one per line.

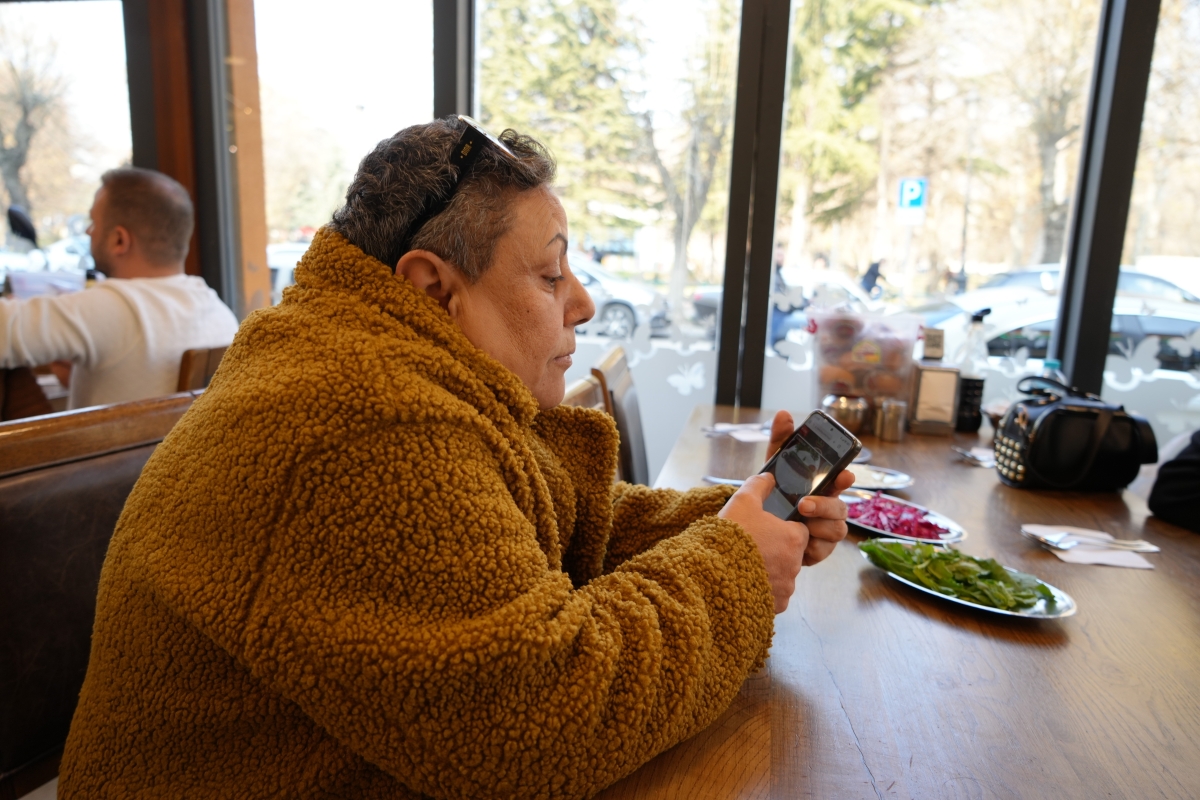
left=859, top=541, right=1077, bottom=618
left=851, top=465, right=913, bottom=490
left=840, top=489, right=966, bottom=544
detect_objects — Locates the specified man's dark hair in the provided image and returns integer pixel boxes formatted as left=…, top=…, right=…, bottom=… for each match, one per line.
left=99, top=167, right=194, bottom=266
left=330, top=117, right=556, bottom=281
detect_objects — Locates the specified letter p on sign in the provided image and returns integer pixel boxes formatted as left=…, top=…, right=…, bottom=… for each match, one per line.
left=898, top=178, right=928, bottom=210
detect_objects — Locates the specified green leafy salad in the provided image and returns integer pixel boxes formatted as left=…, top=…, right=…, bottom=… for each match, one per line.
left=859, top=540, right=1054, bottom=611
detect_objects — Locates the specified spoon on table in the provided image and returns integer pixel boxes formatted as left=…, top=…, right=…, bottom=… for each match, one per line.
left=1020, top=528, right=1160, bottom=553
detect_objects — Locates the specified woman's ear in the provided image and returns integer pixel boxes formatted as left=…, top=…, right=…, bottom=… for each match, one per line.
left=394, top=250, right=463, bottom=312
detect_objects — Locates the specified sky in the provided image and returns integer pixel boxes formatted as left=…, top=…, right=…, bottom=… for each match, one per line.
left=0, top=0, right=131, bottom=175
left=253, top=0, right=715, bottom=168
left=253, top=0, right=434, bottom=166
left=0, top=0, right=723, bottom=183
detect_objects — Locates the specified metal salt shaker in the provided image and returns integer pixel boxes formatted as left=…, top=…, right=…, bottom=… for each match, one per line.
left=879, top=398, right=907, bottom=442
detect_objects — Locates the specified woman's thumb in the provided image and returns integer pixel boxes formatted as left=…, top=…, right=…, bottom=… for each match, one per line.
left=739, top=472, right=777, bottom=501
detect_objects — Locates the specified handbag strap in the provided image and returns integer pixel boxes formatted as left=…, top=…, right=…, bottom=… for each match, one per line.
left=1023, top=406, right=1115, bottom=489
left=1016, top=375, right=1103, bottom=401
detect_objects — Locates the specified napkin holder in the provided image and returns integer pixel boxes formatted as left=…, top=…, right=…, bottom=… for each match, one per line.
left=909, top=362, right=960, bottom=436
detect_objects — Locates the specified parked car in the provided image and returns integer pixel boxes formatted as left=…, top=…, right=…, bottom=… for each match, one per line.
left=570, top=257, right=668, bottom=338
left=43, top=235, right=94, bottom=273
left=690, top=269, right=882, bottom=345
left=0, top=248, right=31, bottom=285
left=928, top=291, right=1200, bottom=374
left=267, top=241, right=312, bottom=304
left=980, top=265, right=1200, bottom=304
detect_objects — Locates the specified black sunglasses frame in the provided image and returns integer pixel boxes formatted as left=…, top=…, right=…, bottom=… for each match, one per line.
left=395, top=115, right=516, bottom=265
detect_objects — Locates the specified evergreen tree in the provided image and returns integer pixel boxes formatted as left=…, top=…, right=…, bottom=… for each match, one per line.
left=477, top=0, right=649, bottom=243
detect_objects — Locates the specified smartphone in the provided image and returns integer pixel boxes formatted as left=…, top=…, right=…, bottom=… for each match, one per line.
left=760, top=410, right=862, bottom=522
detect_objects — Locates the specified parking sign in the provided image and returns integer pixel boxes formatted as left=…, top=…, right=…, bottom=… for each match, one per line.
left=898, top=178, right=928, bottom=209
left=897, top=177, right=928, bottom=226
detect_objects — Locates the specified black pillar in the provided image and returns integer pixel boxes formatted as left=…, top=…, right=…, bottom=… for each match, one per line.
left=433, top=0, right=474, bottom=118
left=1054, top=0, right=1162, bottom=394
left=715, top=0, right=792, bottom=407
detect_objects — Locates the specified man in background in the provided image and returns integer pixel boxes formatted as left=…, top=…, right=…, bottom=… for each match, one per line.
left=0, top=167, right=239, bottom=409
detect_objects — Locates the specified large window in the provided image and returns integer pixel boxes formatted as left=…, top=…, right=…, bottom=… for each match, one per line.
left=254, top=0, right=433, bottom=302
left=1103, top=0, right=1200, bottom=447
left=477, top=0, right=741, bottom=479
left=760, top=0, right=1103, bottom=417
left=0, top=1, right=130, bottom=287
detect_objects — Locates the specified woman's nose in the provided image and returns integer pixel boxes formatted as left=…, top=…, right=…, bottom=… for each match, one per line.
left=568, top=275, right=595, bottom=328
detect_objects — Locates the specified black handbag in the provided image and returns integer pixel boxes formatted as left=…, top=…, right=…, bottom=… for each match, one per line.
left=993, top=377, right=1158, bottom=491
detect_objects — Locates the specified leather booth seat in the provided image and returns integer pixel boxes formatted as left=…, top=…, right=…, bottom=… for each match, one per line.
left=0, top=393, right=198, bottom=797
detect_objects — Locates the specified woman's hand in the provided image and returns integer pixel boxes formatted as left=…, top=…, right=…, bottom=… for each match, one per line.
left=719, top=473, right=808, bottom=613
left=763, top=408, right=854, bottom=567
left=797, top=470, right=853, bottom=566
left=766, top=409, right=795, bottom=459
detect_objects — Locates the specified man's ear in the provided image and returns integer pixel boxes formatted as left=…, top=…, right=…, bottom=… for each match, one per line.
left=394, top=249, right=465, bottom=313
left=108, top=225, right=132, bottom=257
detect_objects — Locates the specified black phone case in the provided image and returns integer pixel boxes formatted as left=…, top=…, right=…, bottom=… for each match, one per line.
left=760, top=410, right=862, bottom=521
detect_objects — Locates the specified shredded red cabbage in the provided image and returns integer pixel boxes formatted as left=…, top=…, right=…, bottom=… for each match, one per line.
left=847, top=492, right=950, bottom=539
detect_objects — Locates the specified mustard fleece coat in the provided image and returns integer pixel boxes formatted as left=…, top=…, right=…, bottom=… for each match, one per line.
left=60, top=229, right=776, bottom=799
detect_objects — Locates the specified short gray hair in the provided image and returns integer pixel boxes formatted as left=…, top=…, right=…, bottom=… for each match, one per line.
left=329, top=117, right=556, bottom=281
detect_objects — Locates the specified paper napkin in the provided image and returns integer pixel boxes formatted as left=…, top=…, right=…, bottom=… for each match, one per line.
left=1022, top=524, right=1155, bottom=570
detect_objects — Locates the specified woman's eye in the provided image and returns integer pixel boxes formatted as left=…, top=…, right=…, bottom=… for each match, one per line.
left=546, top=275, right=564, bottom=288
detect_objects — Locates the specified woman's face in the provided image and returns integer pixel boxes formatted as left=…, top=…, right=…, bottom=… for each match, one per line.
left=451, top=186, right=595, bottom=409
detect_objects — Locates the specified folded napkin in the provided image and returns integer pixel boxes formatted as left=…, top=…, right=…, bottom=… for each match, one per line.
left=1022, top=524, right=1155, bottom=570
left=702, top=422, right=772, bottom=442
left=729, top=428, right=772, bottom=443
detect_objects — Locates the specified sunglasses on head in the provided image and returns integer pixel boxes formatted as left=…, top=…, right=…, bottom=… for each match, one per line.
left=396, top=115, right=516, bottom=261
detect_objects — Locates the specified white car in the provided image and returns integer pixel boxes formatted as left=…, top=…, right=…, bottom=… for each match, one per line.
left=43, top=235, right=94, bottom=273
left=267, top=242, right=312, bottom=304
left=979, top=265, right=1200, bottom=304
left=926, top=289, right=1200, bottom=375
left=570, top=257, right=668, bottom=338
left=690, top=268, right=883, bottom=344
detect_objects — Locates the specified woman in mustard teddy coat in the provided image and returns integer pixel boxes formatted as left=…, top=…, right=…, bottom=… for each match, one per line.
left=60, top=117, right=851, bottom=799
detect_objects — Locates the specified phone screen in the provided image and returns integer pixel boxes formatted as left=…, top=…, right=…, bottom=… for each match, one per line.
left=761, top=411, right=859, bottom=521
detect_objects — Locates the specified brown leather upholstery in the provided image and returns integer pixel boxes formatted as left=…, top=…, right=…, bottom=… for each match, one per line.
left=0, top=392, right=196, bottom=794
left=591, top=346, right=649, bottom=485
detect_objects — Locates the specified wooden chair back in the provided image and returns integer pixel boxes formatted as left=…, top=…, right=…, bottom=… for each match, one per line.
left=561, top=374, right=607, bottom=413
left=0, top=392, right=197, bottom=795
left=591, top=346, right=650, bottom=485
left=0, top=366, right=53, bottom=421
left=177, top=346, right=227, bottom=392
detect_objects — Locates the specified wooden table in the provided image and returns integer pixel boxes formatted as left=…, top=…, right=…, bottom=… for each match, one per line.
left=597, top=404, right=1200, bottom=799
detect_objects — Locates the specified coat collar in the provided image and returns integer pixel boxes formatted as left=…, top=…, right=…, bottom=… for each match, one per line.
left=291, top=227, right=541, bottom=429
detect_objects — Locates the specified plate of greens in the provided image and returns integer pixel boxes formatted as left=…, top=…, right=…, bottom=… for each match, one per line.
left=859, top=539, right=1076, bottom=618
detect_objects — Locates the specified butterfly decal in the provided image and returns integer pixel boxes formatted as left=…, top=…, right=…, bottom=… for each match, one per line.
left=667, top=362, right=705, bottom=396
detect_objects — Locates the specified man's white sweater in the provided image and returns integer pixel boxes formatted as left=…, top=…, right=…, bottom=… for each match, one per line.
left=0, top=274, right=240, bottom=409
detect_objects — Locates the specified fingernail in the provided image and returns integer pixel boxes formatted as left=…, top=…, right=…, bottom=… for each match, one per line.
left=799, top=499, right=816, bottom=514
